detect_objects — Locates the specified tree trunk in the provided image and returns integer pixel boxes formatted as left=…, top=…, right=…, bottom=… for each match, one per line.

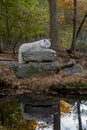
left=0, top=106, right=4, bottom=126
left=48, top=0, right=59, bottom=51
left=0, top=36, right=4, bottom=52
left=53, top=99, right=60, bottom=130
left=76, top=14, right=87, bottom=39
left=71, top=0, right=78, bottom=54
left=0, top=1, right=4, bottom=51
left=77, top=101, right=82, bottom=130
left=4, top=1, right=10, bottom=51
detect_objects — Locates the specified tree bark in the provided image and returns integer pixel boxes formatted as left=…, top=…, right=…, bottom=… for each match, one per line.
left=53, top=99, right=60, bottom=130
left=4, top=1, right=10, bottom=51
left=71, top=0, right=78, bottom=54
left=48, top=0, right=59, bottom=51
left=77, top=101, right=82, bottom=130
left=0, top=1, right=4, bottom=51
left=0, top=106, right=4, bottom=126
left=76, top=14, right=87, bottom=39
left=0, top=36, right=4, bottom=51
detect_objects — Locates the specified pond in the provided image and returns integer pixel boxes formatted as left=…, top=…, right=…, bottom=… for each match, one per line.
left=0, top=93, right=87, bottom=130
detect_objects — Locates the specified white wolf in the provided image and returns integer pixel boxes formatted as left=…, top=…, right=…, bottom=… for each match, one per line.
left=18, top=39, right=51, bottom=64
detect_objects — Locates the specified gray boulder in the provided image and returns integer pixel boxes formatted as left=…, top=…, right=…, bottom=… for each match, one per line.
left=6, top=63, right=19, bottom=71
left=16, top=64, right=38, bottom=78
left=22, top=49, right=57, bottom=63
left=62, top=59, right=76, bottom=69
left=29, top=61, right=59, bottom=71
left=16, top=61, right=59, bottom=78
left=62, top=64, right=84, bottom=74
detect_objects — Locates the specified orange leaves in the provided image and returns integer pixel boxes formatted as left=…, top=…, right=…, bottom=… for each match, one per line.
left=27, top=120, right=38, bottom=130
left=60, top=100, right=71, bottom=115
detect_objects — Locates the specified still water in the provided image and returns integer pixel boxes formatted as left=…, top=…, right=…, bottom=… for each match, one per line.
left=0, top=93, right=87, bottom=130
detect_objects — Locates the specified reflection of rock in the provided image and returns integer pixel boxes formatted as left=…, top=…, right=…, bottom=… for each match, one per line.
left=20, top=103, right=53, bottom=123
left=62, top=64, right=84, bottom=74
left=19, top=94, right=58, bottom=123
left=22, top=49, right=57, bottom=63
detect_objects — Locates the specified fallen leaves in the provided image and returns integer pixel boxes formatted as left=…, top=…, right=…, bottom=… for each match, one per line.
left=0, top=53, right=87, bottom=97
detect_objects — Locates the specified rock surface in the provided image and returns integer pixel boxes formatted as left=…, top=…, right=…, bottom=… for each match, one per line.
left=22, top=49, right=57, bottom=62
left=6, top=63, right=19, bottom=71
left=16, top=61, right=59, bottom=78
left=62, top=59, right=76, bottom=69
left=62, top=64, right=84, bottom=74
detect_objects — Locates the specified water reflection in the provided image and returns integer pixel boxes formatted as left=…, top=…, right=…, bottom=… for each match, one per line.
left=0, top=94, right=87, bottom=130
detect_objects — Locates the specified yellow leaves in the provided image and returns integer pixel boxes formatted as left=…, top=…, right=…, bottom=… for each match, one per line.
left=58, top=0, right=87, bottom=12
left=59, top=14, right=65, bottom=20
left=60, top=100, right=71, bottom=115
left=57, top=0, right=73, bottom=10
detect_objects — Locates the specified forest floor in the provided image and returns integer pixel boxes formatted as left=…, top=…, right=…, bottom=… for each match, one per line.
left=0, top=51, right=87, bottom=98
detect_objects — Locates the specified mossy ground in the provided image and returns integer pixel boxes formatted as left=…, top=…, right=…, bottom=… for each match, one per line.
left=65, top=82, right=87, bottom=88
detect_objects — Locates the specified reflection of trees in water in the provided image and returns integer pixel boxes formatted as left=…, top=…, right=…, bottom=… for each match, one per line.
left=71, top=100, right=87, bottom=130
left=77, top=100, right=82, bottom=130
left=53, top=99, right=60, bottom=130
left=0, top=97, right=87, bottom=130
left=0, top=101, right=30, bottom=130
left=0, top=99, right=72, bottom=130
left=0, top=104, right=4, bottom=126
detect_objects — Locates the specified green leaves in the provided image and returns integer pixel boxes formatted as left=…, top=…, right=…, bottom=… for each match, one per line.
left=0, top=0, right=49, bottom=49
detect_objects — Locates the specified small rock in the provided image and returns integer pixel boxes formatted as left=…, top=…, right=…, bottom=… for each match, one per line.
left=62, top=59, right=76, bottom=69
left=62, top=64, right=84, bottom=74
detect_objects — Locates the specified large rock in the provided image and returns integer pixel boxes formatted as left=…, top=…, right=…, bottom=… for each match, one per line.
left=16, top=61, right=59, bottom=78
left=29, top=61, right=59, bottom=71
left=62, top=64, right=84, bottom=74
left=22, top=49, right=57, bottom=62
